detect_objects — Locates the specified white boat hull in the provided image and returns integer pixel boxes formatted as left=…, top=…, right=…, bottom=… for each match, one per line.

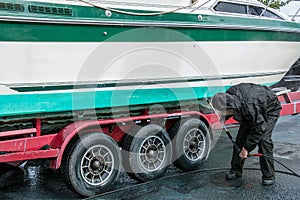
left=1, top=41, right=299, bottom=93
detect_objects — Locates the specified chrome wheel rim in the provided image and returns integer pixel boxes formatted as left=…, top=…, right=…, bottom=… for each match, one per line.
left=138, top=135, right=166, bottom=172
left=183, top=128, right=206, bottom=161
left=80, top=145, right=114, bottom=186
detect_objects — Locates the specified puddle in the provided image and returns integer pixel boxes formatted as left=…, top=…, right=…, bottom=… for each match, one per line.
left=24, top=166, right=45, bottom=188
left=168, top=174, right=206, bottom=194
left=209, top=171, right=242, bottom=188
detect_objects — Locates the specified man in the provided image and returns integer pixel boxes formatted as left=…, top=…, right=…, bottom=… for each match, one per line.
left=211, top=83, right=282, bottom=186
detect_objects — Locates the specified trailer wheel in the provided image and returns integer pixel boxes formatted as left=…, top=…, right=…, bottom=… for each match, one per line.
left=61, top=133, right=121, bottom=197
left=170, top=118, right=211, bottom=171
left=122, top=124, right=171, bottom=182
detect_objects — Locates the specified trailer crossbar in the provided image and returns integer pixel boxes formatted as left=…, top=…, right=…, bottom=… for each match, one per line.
left=0, top=149, right=59, bottom=163
left=0, top=128, right=37, bottom=138
left=278, top=91, right=300, bottom=115
left=0, top=134, right=57, bottom=152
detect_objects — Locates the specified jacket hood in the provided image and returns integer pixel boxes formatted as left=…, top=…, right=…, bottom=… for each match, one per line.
left=211, top=92, right=241, bottom=112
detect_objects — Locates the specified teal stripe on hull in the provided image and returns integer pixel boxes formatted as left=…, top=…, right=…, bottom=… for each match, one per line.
left=0, top=83, right=276, bottom=117
left=0, top=86, right=225, bottom=117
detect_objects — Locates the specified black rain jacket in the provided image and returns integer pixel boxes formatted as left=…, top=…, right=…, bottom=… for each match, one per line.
left=225, top=83, right=282, bottom=152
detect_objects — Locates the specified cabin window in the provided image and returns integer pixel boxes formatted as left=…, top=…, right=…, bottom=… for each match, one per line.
left=213, top=2, right=247, bottom=14
left=248, top=5, right=262, bottom=16
left=214, top=1, right=284, bottom=20
left=261, top=9, right=283, bottom=19
left=248, top=5, right=283, bottom=19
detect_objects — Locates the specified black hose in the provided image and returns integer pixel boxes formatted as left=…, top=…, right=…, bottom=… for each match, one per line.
left=255, top=154, right=300, bottom=178
left=226, top=139, right=300, bottom=178
left=177, top=165, right=300, bottom=179
left=89, top=167, right=300, bottom=199
left=227, top=139, right=300, bottom=178
left=226, top=140, right=300, bottom=177
left=171, top=166, right=300, bottom=178
left=206, top=98, right=300, bottom=178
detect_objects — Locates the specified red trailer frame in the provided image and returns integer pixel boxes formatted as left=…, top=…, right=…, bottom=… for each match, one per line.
left=0, top=111, right=217, bottom=167
left=278, top=91, right=300, bottom=115
left=0, top=91, right=299, bottom=166
left=0, top=91, right=299, bottom=196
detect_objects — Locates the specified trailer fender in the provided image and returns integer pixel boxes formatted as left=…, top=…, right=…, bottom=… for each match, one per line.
left=50, top=120, right=106, bottom=169
left=49, top=111, right=215, bottom=169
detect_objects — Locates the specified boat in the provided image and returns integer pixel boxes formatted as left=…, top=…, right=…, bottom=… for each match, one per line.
left=0, top=0, right=300, bottom=118
left=272, top=58, right=300, bottom=91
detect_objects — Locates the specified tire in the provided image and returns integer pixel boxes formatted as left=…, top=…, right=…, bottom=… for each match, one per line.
left=170, top=118, right=211, bottom=171
left=121, top=126, right=140, bottom=181
left=61, top=133, right=121, bottom=197
left=122, top=124, right=172, bottom=182
left=61, top=135, right=79, bottom=194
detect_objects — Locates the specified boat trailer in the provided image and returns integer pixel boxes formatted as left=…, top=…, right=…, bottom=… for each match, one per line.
left=0, top=90, right=299, bottom=196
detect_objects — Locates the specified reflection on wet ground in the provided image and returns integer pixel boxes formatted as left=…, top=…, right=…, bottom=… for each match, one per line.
left=0, top=163, right=80, bottom=199
left=0, top=115, right=300, bottom=199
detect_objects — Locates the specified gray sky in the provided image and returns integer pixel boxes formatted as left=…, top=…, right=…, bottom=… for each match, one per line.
left=280, top=0, right=300, bottom=21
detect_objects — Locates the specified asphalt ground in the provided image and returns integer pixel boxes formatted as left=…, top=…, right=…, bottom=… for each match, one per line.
left=0, top=114, right=300, bottom=200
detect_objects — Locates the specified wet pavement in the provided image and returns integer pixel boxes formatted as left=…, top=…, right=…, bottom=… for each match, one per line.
left=1, top=114, right=300, bottom=199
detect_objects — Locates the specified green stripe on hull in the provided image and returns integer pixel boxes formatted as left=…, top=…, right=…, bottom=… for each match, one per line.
left=0, top=83, right=278, bottom=117
left=0, top=1, right=299, bottom=42
left=0, top=22, right=300, bottom=42
left=2, top=0, right=300, bottom=29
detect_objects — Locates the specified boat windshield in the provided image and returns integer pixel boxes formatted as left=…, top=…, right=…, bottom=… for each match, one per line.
left=212, top=0, right=285, bottom=20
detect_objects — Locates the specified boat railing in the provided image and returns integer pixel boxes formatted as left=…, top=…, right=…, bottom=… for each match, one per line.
left=291, top=7, right=300, bottom=21
left=260, top=0, right=275, bottom=16
left=191, top=0, right=211, bottom=12
left=78, top=0, right=200, bottom=16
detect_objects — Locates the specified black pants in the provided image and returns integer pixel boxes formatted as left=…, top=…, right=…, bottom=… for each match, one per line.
left=230, top=116, right=279, bottom=180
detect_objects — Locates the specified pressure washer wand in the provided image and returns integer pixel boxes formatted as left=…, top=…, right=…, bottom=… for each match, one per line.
left=222, top=122, right=241, bottom=153
left=206, top=98, right=300, bottom=177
